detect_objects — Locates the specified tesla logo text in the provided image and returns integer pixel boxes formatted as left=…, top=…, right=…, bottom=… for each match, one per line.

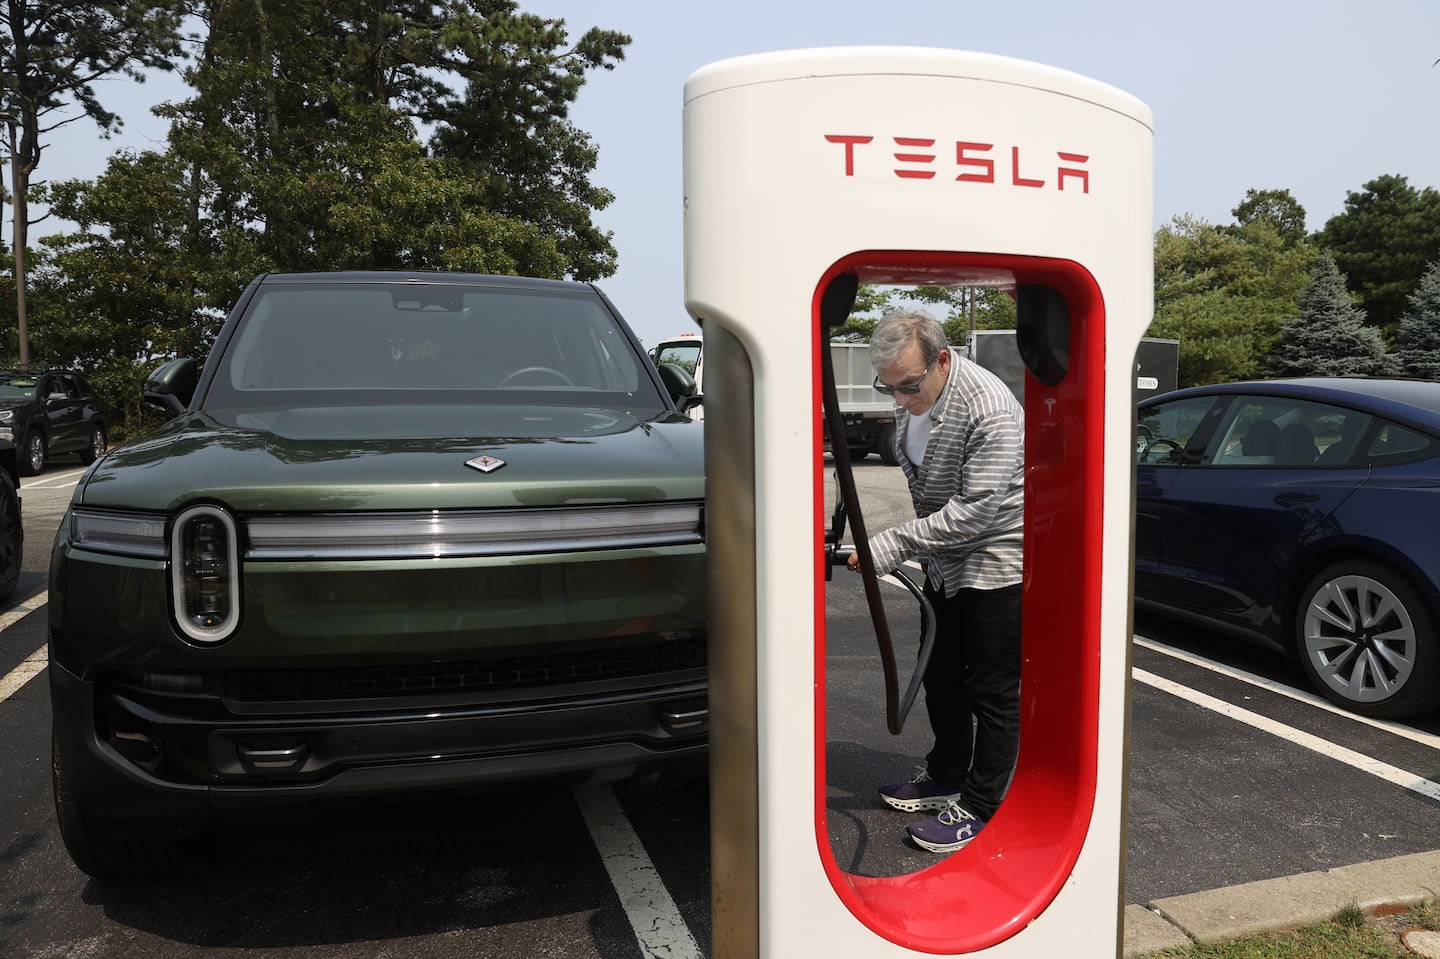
left=824, top=135, right=1090, bottom=192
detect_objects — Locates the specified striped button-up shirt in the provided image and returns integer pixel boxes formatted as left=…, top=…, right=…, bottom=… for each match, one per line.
left=869, top=348, right=1024, bottom=595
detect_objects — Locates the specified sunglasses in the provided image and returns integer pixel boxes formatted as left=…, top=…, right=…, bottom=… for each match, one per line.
left=873, top=355, right=938, bottom=396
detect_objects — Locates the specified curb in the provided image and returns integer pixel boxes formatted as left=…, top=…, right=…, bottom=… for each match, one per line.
left=1123, top=849, right=1440, bottom=957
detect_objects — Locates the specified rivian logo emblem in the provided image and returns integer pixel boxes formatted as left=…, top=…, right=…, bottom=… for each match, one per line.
left=465, top=455, right=506, bottom=473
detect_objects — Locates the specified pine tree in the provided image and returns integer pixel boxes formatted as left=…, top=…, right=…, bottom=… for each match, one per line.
left=1264, top=251, right=1399, bottom=378
left=1395, top=261, right=1440, bottom=380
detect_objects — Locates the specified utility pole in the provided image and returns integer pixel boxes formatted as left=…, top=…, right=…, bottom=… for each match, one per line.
left=0, top=110, right=28, bottom=369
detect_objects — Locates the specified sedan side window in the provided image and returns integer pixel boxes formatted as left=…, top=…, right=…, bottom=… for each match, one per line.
left=1136, top=395, right=1219, bottom=464
left=1209, top=398, right=1371, bottom=467
left=1368, top=422, right=1435, bottom=462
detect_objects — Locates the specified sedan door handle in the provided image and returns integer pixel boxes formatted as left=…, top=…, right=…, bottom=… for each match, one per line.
left=1275, top=492, right=1321, bottom=505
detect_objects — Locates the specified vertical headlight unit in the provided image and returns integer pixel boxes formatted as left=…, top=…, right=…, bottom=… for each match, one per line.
left=170, top=505, right=240, bottom=644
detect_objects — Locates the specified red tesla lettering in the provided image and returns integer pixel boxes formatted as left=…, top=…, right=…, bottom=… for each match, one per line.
left=1057, top=152, right=1090, bottom=193
left=892, top=137, right=936, bottom=180
left=825, top=135, right=874, bottom=176
left=1011, top=146, right=1045, bottom=188
left=825, top=133, right=1090, bottom=194
left=955, top=142, right=995, bottom=183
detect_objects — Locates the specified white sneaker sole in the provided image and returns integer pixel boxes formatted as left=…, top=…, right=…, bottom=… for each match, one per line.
left=879, top=792, right=965, bottom=813
left=909, top=831, right=976, bottom=853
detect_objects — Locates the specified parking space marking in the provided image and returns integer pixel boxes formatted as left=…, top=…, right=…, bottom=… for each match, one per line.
left=1135, top=634, right=1440, bottom=751
left=20, top=470, right=83, bottom=490
left=1134, top=667, right=1440, bottom=803
left=0, top=594, right=49, bottom=703
left=574, top=783, right=702, bottom=959
left=0, top=645, right=46, bottom=704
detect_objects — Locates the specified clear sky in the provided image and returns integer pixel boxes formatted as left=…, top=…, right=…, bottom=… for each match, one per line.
left=38, top=0, right=1440, bottom=348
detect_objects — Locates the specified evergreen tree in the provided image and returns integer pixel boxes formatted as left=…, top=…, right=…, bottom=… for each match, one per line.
left=1317, top=174, right=1440, bottom=333
left=1395, top=261, right=1440, bottom=380
left=1264, top=251, right=1398, bottom=378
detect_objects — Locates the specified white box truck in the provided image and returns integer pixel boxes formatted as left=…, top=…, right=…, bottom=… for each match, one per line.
left=651, top=334, right=899, bottom=463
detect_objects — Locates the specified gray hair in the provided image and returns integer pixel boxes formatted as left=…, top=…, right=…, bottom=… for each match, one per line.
left=869, top=308, right=949, bottom=371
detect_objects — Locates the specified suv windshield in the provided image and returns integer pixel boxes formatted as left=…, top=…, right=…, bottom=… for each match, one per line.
left=0, top=373, right=38, bottom=401
left=203, top=282, right=667, bottom=414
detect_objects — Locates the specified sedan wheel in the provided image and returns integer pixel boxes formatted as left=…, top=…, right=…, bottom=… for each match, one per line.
left=1296, top=559, right=1440, bottom=718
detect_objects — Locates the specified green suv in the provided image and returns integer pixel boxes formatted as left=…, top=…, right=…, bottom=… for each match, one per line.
left=49, top=272, right=708, bottom=879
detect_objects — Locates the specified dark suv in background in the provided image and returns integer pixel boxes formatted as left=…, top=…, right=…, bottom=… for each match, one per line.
left=0, top=370, right=108, bottom=476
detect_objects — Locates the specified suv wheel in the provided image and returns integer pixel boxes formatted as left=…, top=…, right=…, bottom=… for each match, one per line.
left=19, top=428, right=44, bottom=477
left=52, top=736, right=182, bottom=880
left=78, top=423, right=107, bottom=465
left=0, top=470, right=19, bottom=601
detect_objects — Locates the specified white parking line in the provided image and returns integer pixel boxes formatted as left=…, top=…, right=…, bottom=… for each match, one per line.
left=573, top=783, right=702, bottom=959
left=1135, top=633, right=1440, bottom=751
left=0, top=645, right=46, bottom=703
left=0, top=592, right=49, bottom=703
left=1134, top=667, right=1440, bottom=803
left=20, top=468, right=84, bottom=490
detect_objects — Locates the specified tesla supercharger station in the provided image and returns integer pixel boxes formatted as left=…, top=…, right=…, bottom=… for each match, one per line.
left=684, top=49, right=1153, bottom=957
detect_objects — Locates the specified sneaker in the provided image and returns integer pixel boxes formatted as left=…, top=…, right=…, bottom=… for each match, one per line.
left=878, top=769, right=966, bottom=813
left=908, top=800, right=985, bottom=853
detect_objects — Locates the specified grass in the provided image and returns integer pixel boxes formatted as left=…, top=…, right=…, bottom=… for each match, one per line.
left=1147, top=899, right=1440, bottom=959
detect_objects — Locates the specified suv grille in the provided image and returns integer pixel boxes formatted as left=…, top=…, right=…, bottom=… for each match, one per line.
left=227, top=636, right=706, bottom=704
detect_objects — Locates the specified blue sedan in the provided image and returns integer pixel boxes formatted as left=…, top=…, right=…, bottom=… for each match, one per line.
left=1135, top=377, right=1440, bottom=718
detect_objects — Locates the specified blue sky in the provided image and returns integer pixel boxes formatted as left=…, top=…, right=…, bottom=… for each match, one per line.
left=40, top=0, right=1440, bottom=348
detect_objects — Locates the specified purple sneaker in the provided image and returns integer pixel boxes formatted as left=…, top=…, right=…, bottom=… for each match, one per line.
left=878, top=769, right=966, bottom=813
left=908, top=801, right=985, bottom=853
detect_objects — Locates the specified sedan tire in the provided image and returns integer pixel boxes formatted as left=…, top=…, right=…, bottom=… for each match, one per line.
left=1295, top=559, right=1440, bottom=718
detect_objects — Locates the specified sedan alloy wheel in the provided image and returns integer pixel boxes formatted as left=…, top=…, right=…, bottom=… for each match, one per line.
left=1296, top=559, right=1440, bottom=718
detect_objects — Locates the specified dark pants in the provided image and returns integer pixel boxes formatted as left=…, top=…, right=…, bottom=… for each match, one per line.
left=922, top=580, right=1021, bottom=822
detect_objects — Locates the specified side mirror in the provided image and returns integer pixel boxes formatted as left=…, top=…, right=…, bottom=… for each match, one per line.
left=657, top=362, right=702, bottom=412
left=143, top=357, right=199, bottom=418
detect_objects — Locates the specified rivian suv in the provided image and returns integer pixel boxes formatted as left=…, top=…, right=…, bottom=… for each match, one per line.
left=48, top=272, right=708, bottom=879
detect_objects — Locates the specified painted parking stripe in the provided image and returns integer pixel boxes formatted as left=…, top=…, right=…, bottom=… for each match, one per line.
left=0, top=592, right=48, bottom=704
left=1134, top=667, right=1440, bottom=803
left=1135, top=633, right=1440, bottom=752
left=0, top=645, right=46, bottom=704
left=574, top=783, right=702, bottom=959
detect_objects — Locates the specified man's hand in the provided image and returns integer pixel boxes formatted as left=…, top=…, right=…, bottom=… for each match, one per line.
left=846, top=551, right=859, bottom=572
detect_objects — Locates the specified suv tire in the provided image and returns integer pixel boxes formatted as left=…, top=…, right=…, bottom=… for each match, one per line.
left=19, top=428, right=44, bottom=477
left=52, top=736, right=182, bottom=880
left=78, top=423, right=107, bottom=466
left=0, top=470, right=19, bottom=601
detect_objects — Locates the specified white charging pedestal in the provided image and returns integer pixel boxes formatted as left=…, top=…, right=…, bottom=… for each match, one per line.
left=685, top=48, right=1154, bottom=958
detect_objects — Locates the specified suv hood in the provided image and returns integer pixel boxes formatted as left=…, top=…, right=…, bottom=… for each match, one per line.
left=77, top=404, right=704, bottom=512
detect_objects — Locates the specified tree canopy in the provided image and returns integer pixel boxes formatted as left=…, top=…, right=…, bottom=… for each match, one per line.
left=26, top=1, right=630, bottom=437
left=1317, top=174, right=1440, bottom=333
left=3, top=7, right=1439, bottom=440
left=1149, top=203, right=1315, bottom=386
left=0, top=0, right=185, bottom=363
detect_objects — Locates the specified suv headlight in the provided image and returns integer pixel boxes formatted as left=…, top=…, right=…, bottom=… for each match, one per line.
left=170, top=505, right=240, bottom=644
